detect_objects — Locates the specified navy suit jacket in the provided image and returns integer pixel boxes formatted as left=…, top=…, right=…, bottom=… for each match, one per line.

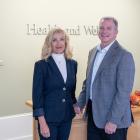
left=32, top=56, right=77, bottom=123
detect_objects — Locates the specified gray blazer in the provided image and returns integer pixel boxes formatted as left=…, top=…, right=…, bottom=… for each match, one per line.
left=77, top=40, right=135, bottom=128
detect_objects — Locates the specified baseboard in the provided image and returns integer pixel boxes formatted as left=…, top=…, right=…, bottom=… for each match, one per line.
left=7, top=135, right=32, bottom=140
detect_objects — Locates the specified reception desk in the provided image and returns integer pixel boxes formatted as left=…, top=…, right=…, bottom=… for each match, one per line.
left=26, top=100, right=140, bottom=140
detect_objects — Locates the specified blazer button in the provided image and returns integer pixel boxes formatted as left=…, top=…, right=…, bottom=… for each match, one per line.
left=63, top=87, right=66, bottom=91
left=62, top=98, right=66, bottom=103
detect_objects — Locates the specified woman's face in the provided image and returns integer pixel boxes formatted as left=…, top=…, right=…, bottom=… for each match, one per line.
left=51, top=32, right=66, bottom=54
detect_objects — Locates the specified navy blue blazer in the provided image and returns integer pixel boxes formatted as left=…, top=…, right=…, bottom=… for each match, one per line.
left=32, top=56, right=77, bottom=123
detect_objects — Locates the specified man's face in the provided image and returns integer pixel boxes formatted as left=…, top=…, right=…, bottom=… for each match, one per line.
left=98, top=19, right=118, bottom=47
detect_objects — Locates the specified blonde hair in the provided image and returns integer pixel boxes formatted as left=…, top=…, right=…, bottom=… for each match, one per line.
left=41, top=28, right=72, bottom=60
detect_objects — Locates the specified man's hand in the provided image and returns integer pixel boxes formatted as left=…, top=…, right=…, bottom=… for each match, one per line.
left=105, top=122, right=117, bottom=134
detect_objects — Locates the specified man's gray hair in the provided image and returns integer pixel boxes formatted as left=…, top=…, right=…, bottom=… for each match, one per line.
left=100, top=17, right=118, bottom=28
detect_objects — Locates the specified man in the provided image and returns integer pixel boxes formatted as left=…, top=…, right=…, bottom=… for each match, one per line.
left=74, top=17, right=135, bottom=140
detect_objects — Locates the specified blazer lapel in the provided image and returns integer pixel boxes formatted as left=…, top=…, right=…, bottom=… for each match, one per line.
left=47, top=56, right=65, bottom=84
left=65, top=59, right=71, bottom=85
left=87, top=48, right=97, bottom=79
left=94, top=41, right=119, bottom=82
left=86, top=48, right=98, bottom=96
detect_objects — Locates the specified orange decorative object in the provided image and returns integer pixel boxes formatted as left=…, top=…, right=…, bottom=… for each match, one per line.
left=135, top=90, right=140, bottom=96
left=130, top=90, right=140, bottom=106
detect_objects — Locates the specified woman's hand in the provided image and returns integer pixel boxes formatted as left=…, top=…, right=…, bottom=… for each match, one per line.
left=38, top=116, right=50, bottom=138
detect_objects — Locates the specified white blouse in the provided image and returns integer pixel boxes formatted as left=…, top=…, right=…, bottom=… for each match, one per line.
left=52, top=53, right=67, bottom=83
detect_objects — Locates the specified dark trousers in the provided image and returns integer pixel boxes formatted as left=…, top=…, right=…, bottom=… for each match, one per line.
left=38, top=120, right=72, bottom=140
left=87, top=99, right=128, bottom=140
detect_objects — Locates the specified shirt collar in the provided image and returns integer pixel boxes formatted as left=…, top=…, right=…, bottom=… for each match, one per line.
left=97, top=40, right=115, bottom=53
left=52, top=53, right=65, bottom=63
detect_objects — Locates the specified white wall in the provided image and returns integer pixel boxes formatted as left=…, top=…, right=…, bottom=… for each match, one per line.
left=0, top=113, right=32, bottom=140
left=0, top=0, right=140, bottom=116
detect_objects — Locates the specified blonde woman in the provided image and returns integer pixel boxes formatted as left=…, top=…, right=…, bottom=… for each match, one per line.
left=32, top=28, right=78, bottom=140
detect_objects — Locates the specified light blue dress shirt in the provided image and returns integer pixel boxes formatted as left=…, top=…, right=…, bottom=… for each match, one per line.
left=90, top=41, right=115, bottom=99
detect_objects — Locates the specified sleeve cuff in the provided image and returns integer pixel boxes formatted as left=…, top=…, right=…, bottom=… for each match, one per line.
left=33, top=108, right=44, bottom=117
left=107, top=116, right=120, bottom=126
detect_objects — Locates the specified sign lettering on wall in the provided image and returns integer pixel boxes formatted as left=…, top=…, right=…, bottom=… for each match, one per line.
left=26, top=24, right=99, bottom=36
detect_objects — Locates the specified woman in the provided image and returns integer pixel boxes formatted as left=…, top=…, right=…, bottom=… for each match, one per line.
left=32, top=28, right=78, bottom=140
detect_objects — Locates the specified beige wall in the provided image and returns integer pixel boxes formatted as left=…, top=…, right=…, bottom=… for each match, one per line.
left=0, top=0, right=140, bottom=116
